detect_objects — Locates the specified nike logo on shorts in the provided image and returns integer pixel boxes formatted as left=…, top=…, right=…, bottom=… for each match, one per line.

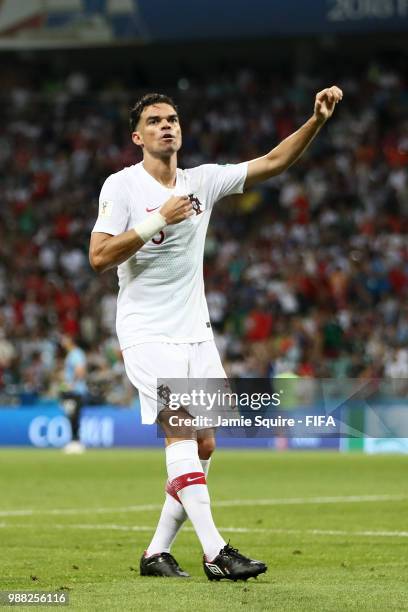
left=146, top=205, right=160, bottom=212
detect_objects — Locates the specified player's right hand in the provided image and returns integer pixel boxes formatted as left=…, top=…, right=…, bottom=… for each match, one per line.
left=160, top=195, right=194, bottom=225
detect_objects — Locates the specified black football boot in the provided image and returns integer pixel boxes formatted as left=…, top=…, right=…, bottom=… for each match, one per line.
left=140, top=552, right=190, bottom=578
left=203, top=544, right=267, bottom=581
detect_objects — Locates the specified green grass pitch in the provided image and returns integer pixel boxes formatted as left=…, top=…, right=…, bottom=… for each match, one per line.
left=0, top=449, right=407, bottom=611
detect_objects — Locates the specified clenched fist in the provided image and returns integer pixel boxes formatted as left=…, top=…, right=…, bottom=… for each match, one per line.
left=160, top=195, right=194, bottom=225
left=314, top=86, right=343, bottom=123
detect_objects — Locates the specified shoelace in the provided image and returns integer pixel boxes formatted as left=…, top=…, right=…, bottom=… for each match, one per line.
left=222, top=544, right=247, bottom=561
left=161, top=553, right=180, bottom=568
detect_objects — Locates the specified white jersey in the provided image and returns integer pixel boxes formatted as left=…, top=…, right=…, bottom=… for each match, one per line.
left=92, top=161, right=248, bottom=349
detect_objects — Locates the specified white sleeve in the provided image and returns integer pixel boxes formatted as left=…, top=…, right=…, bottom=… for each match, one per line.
left=201, top=162, right=248, bottom=207
left=92, top=174, right=130, bottom=236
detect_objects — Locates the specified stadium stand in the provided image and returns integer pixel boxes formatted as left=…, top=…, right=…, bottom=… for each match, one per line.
left=0, top=55, right=406, bottom=404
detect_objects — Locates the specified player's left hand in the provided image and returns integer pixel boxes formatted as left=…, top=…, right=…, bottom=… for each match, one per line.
left=314, top=86, right=343, bottom=123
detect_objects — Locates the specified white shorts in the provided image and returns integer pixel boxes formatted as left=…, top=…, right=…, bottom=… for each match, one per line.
left=122, top=340, right=227, bottom=425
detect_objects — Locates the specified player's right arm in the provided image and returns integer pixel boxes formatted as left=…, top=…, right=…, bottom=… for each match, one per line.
left=90, top=229, right=144, bottom=273
left=89, top=194, right=193, bottom=273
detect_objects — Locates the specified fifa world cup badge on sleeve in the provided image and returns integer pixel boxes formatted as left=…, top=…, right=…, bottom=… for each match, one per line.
left=99, top=200, right=113, bottom=217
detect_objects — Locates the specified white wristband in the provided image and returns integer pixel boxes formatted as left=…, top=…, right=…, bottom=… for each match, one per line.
left=134, top=211, right=167, bottom=243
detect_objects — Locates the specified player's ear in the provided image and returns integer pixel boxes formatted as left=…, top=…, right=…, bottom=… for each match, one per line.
left=132, top=131, right=143, bottom=147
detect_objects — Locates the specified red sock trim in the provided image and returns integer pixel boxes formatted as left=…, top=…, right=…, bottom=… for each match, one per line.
left=165, top=479, right=181, bottom=504
left=170, top=471, right=206, bottom=494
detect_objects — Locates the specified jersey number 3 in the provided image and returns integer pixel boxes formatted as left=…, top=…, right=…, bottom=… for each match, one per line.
left=152, top=231, right=165, bottom=245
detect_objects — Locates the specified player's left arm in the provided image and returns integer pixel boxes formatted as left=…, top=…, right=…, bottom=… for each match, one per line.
left=244, top=85, right=343, bottom=189
left=73, top=353, right=86, bottom=383
left=74, top=363, right=86, bottom=382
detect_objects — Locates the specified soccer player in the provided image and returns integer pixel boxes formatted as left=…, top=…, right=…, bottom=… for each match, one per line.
left=89, top=85, right=343, bottom=580
left=59, top=334, right=88, bottom=454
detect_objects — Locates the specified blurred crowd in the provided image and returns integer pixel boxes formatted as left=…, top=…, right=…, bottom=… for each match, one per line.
left=0, top=57, right=407, bottom=405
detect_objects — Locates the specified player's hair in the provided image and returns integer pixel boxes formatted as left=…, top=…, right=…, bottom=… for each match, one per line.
left=129, top=93, right=178, bottom=132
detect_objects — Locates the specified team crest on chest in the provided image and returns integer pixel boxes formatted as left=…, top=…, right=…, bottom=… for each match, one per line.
left=188, top=194, right=203, bottom=215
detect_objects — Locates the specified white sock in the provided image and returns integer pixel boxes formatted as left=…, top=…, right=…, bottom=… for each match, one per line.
left=166, top=440, right=225, bottom=561
left=145, top=453, right=213, bottom=556
left=146, top=493, right=186, bottom=556
left=200, top=457, right=211, bottom=477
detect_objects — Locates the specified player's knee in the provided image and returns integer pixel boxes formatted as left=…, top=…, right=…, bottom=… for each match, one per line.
left=158, top=407, right=196, bottom=440
left=198, top=437, right=216, bottom=459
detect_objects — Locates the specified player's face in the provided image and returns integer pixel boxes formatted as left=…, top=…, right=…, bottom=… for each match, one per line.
left=132, top=103, right=182, bottom=158
left=59, top=334, right=72, bottom=353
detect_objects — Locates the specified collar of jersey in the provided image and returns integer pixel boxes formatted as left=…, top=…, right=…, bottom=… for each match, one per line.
left=140, top=162, right=179, bottom=191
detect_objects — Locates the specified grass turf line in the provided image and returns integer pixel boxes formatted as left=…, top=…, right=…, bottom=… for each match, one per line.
left=0, top=450, right=407, bottom=611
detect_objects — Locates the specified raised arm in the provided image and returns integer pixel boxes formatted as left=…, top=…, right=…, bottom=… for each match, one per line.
left=89, top=195, right=193, bottom=273
left=244, top=85, right=343, bottom=189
